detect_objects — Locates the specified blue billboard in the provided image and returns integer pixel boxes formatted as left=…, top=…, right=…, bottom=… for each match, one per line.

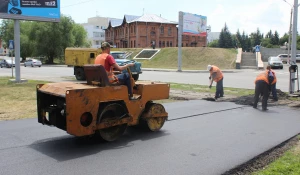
left=0, top=0, right=60, bottom=22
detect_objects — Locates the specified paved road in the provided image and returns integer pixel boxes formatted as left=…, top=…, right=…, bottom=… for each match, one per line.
left=0, top=101, right=300, bottom=175
left=0, top=64, right=293, bottom=92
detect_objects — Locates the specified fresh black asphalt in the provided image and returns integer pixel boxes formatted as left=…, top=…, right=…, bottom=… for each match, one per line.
left=0, top=100, right=300, bottom=175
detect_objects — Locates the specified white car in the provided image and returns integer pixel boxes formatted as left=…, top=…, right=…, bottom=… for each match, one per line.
left=24, top=59, right=42, bottom=67
left=268, top=56, right=283, bottom=69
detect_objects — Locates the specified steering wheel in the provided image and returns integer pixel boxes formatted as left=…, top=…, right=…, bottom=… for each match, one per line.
left=118, top=60, right=136, bottom=66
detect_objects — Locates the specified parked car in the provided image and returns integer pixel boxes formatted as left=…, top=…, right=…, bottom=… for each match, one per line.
left=268, top=56, right=283, bottom=69
left=111, top=51, right=142, bottom=81
left=0, top=59, right=15, bottom=68
left=277, top=54, right=300, bottom=64
left=24, top=59, right=42, bottom=67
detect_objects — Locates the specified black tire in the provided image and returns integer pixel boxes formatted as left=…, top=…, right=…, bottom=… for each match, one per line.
left=280, top=66, right=283, bottom=69
left=39, top=66, right=41, bottom=67
left=75, top=67, right=86, bottom=80
left=96, top=103, right=128, bottom=142
left=132, top=74, right=139, bottom=81
left=24, top=64, right=26, bottom=67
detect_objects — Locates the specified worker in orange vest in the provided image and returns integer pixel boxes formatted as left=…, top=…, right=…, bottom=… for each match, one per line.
left=95, top=42, right=135, bottom=99
left=208, top=65, right=224, bottom=99
left=266, top=65, right=278, bottom=101
left=253, top=71, right=273, bottom=111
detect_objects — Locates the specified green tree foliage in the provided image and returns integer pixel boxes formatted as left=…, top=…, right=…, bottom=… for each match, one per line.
left=235, top=29, right=242, bottom=48
left=0, top=15, right=88, bottom=63
left=208, top=40, right=219, bottom=47
left=279, top=33, right=289, bottom=46
left=249, top=28, right=263, bottom=46
left=273, top=31, right=280, bottom=45
left=218, top=23, right=234, bottom=48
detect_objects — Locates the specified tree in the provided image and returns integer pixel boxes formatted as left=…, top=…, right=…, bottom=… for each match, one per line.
left=273, top=31, right=280, bottom=45
left=72, top=23, right=89, bottom=47
left=236, top=29, right=242, bottom=48
left=249, top=28, right=263, bottom=46
left=218, top=23, right=234, bottom=48
left=29, top=15, right=88, bottom=63
left=208, top=40, right=219, bottom=47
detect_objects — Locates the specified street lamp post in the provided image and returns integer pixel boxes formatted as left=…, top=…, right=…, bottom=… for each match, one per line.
left=290, top=0, right=298, bottom=93
left=282, top=0, right=299, bottom=93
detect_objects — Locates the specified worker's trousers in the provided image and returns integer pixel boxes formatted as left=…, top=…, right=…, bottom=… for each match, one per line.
left=215, top=78, right=224, bottom=98
left=253, top=80, right=269, bottom=110
left=117, top=73, right=132, bottom=97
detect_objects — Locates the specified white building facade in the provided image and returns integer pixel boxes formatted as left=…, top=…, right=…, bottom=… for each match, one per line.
left=81, top=16, right=112, bottom=48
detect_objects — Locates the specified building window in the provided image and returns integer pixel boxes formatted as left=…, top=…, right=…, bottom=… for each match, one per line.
left=159, top=41, right=161, bottom=48
left=95, top=41, right=100, bottom=45
left=170, top=41, right=172, bottom=47
left=162, top=41, right=165, bottom=47
left=186, top=43, right=188, bottom=47
left=186, top=35, right=189, bottom=39
left=160, top=26, right=164, bottom=34
left=134, top=40, right=136, bottom=47
left=168, top=27, right=172, bottom=36
left=151, top=31, right=155, bottom=36
left=131, top=41, right=133, bottom=48
left=167, top=41, right=169, bottom=47
left=93, top=32, right=101, bottom=37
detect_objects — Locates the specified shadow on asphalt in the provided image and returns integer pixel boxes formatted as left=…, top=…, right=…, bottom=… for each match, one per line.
left=28, top=127, right=170, bottom=162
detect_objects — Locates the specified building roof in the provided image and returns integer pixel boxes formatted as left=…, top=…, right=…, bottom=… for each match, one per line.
left=110, top=19, right=123, bottom=27
left=129, top=14, right=177, bottom=24
left=124, top=15, right=140, bottom=23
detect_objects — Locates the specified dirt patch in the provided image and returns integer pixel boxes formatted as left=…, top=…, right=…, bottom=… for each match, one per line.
left=170, top=89, right=300, bottom=109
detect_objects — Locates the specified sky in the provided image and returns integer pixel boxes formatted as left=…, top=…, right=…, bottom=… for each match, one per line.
left=60, top=0, right=297, bottom=37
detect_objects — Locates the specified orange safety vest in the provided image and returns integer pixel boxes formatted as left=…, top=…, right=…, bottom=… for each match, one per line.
left=95, top=53, right=119, bottom=83
left=255, top=72, right=269, bottom=84
left=266, top=70, right=277, bottom=85
left=210, top=65, right=223, bottom=82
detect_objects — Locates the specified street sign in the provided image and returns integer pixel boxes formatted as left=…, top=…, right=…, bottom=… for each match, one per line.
left=9, top=40, right=14, bottom=50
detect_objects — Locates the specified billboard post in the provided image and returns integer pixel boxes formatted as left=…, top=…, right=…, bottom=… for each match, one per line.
left=14, top=20, right=20, bottom=82
left=178, top=11, right=183, bottom=72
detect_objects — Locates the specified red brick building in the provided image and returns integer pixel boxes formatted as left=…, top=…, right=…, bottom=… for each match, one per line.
left=105, top=14, right=206, bottom=48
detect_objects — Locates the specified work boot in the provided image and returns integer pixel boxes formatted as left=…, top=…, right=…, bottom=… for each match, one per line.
left=262, top=108, right=268, bottom=111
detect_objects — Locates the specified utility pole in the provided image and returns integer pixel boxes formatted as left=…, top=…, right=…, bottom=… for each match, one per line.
left=289, top=0, right=298, bottom=93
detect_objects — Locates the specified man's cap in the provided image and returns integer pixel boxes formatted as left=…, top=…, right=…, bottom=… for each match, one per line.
left=101, top=42, right=111, bottom=49
left=207, top=65, right=212, bottom=71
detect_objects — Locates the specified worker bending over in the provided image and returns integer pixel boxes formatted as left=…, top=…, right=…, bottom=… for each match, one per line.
left=253, top=71, right=274, bottom=111
left=266, top=65, right=278, bottom=101
left=208, top=65, right=224, bottom=100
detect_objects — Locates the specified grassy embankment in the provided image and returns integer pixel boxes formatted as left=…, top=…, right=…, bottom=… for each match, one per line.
left=120, top=47, right=237, bottom=70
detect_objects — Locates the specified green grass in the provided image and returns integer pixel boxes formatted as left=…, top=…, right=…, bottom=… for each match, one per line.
left=253, top=140, right=300, bottom=175
left=170, top=83, right=254, bottom=96
left=0, top=77, right=49, bottom=121
left=120, top=47, right=237, bottom=70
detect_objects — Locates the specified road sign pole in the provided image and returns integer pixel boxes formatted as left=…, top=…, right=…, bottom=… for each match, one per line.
left=14, top=20, right=21, bottom=82
left=11, top=52, right=14, bottom=78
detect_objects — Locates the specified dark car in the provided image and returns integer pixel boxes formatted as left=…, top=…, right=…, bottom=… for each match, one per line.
left=111, top=51, right=142, bottom=81
left=0, top=59, right=15, bottom=68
